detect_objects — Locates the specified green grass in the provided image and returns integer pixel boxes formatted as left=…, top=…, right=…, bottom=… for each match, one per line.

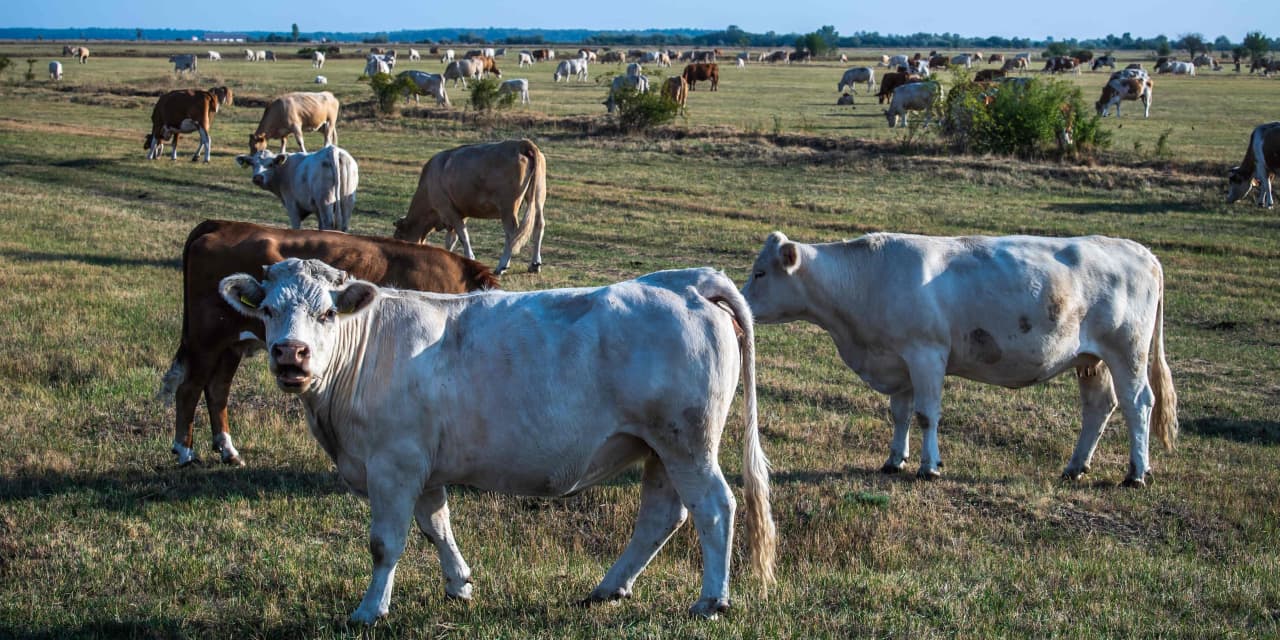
left=0, top=44, right=1278, bottom=639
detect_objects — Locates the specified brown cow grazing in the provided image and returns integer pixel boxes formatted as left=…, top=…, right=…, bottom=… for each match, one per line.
left=144, top=89, right=221, bottom=162
left=974, top=69, right=1006, bottom=82
left=875, top=71, right=923, bottom=104
left=249, top=91, right=340, bottom=154
left=662, top=75, right=689, bottom=111
left=928, top=55, right=949, bottom=69
left=986, top=53, right=1005, bottom=65
left=1002, top=57, right=1029, bottom=73
left=209, top=85, right=234, bottom=108
left=394, top=139, right=547, bottom=275
left=475, top=55, right=503, bottom=78
left=159, top=219, right=498, bottom=466
left=1043, top=56, right=1081, bottom=74
left=1227, top=122, right=1280, bottom=208
left=682, top=62, right=719, bottom=91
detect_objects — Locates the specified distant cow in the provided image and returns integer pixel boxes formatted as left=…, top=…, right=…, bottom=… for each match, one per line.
left=312, top=51, right=325, bottom=68
left=408, top=49, right=421, bottom=60
left=393, top=139, right=547, bottom=275
left=1227, top=121, right=1280, bottom=209
left=1002, top=57, right=1029, bottom=73
left=475, top=55, right=502, bottom=78
left=235, top=145, right=359, bottom=231
left=443, top=59, right=483, bottom=87
left=1043, top=56, right=1080, bottom=74
left=604, top=73, right=649, bottom=113
left=48, top=61, right=62, bottom=80
left=951, top=53, right=977, bottom=68
left=928, top=55, right=949, bottom=69
left=662, top=75, right=689, bottom=111
left=209, top=85, right=234, bottom=108
left=143, top=89, right=222, bottom=162
left=1158, top=61, right=1195, bottom=76
left=440, top=49, right=455, bottom=63
left=249, top=91, right=340, bottom=154
left=256, top=50, right=268, bottom=61
left=364, top=55, right=390, bottom=77
left=208, top=51, right=222, bottom=61
left=682, top=63, right=719, bottom=91
left=1096, top=75, right=1153, bottom=118
left=314, top=75, right=327, bottom=85
left=986, top=53, right=1005, bottom=65
left=742, top=231, right=1177, bottom=486
left=158, top=219, right=498, bottom=467
left=63, top=46, right=89, bottom=63
left=1191, top=55, right=1220, bottom=70
left=518, top=52, right=534, bottom=67
left=169, top=54, right=197, bottom=75
left=244, top=49, right=258, bottom=61
left=837, top=67, right=876, bottom=93
left=400, top=70, right=450, bottom=107
left=264, top=50, right=277, bottom=62
left=1091, top=55, right=1117, bottom=71
left=875, top=71, right=923, bottom=104
left=553, top=58, right=589, bottom=82
left=884, top=81, right=941, bottom=127
left=498, top=78, right=530, bottom=104
left=974, top=69, right=1006, bottom=82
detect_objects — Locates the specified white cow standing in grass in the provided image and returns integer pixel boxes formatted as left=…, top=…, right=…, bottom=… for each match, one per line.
left=884, top=81, right=941, bottom=127
left=837, top=67, right=876, bottom=93
left=741, top=231, right=1178, bottom=486
left=498, top=78, right=530, bottom=104
left=312, top=51, right=325, bottom=69
left=235, top=145, right=359, bottom=231
left=49, top=61, right=62, bottom=80
left=218, top=259, right=776, bottom=623
left=553, top=58, right=589, bottom=82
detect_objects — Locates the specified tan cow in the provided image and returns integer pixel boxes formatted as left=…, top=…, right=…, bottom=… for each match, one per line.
left=394, top=139, right=547, bottom=275
left=662, top=75, right=689, bottom=111
left=63, top=46, right=89, bottom=63
left=249, top=91, right=339, bottom=154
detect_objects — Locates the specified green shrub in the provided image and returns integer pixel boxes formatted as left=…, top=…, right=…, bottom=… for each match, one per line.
left=608, top=87, right=680, bottom=132
left=466, top=76, right=516, bottom=112
left=0, top=56, right=11, bottom=78
left=942, top=75, right=1111, bottom=158
left=364, top=72, right=417, bottom=116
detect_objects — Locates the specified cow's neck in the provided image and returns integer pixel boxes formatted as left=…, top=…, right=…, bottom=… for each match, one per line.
left=801, top=243, right=877, bottom=355
left=301, top=312, right=373, bottom=461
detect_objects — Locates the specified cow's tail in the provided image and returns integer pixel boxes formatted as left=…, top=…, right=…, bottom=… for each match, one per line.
left=508, top=140, right=545, bottom=256
left=699, top=272, right=776, bottom=588
left=1148, top=258, right=1178, bottom=451
left=330, top=146, right=355, bottom=231
left=157, top=220, right=221, bottom=405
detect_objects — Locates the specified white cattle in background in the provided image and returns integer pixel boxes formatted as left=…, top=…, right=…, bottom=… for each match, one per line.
left=553, top=58, right=589, bottom=82
left=49, top=61, right=62, bottom=80
left=234, top=146, right=359, bottom=232
left=884, top=81, right=941, bottom=127
left=443, top=59, right=483, bottom=87
left=258, top=50, right=269, bottom=62
left=951, top=53, right=977, bottom=68
left=208, top=51, right=222, bottom=61
left=498, top=78, right=530, bottom=104
left=441, top=49, right=455, bottom=63
left=837, top=67, right=876, bottom=93
left=245, top=49, right=258, bottom=61
left=741, top=231, right=1177, bottom=486
left=400, top=70, right=451, bottom=107
left=626, top=62, right=643, bottom=77
left=169, top=54, right=197, bottom=75
left=518, top=52, right=534, bottom=67
left=364, top=55, right=390, bottom=77
left=312, top=51, right=325, bottom=68
left=604, top=73, right=649, bottom=113
left=408, top=48, right=421, bottom=60
left=887, top=54, right=909, bottom=69
left=1095, top=75, right=1153, bottom=118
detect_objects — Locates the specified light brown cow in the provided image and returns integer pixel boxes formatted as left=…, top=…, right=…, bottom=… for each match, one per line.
left=394, top=139, right=547, bottom=275
left=159, top=219, right=499, bottom=466
left=144, top=89, right=221, bottom=162
left=476, top=55, right=503, bottom=78
left=662, top=75, right=689, bottom=111
left=249, top=91, right=339, bottom=154
left=63, top=45, right=90, bottom=63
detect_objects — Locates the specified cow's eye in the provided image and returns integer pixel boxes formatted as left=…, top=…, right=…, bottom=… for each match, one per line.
left=321, top=309, right=337, bottom=322
left=753, top=270, right=766, bottom=279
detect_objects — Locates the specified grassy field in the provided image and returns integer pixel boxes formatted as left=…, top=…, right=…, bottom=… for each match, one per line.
left=0, top=43, right=1278, bottom=638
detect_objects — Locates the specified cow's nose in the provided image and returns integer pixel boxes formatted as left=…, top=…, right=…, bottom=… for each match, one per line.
left=252, top=175, right=265, bottom=187
left=272, top=340, right=310, bottom=366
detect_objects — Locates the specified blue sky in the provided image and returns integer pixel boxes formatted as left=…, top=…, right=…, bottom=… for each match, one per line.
left=0, top=0, right=1272, bottom=41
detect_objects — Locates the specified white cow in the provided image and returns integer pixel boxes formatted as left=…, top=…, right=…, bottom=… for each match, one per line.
left=257, top=50, right=269, bottom=62
left=314, top=75, right=328, bottom=85
left=218, top=259, right=776, bottom=623
left=312, top=51, right=325, bottom=69
left=400, top=70, right=451, bottom=107
left=887, top=54, right=909, bottom=69
left=169, top=54, right=197, bottom=75
left=441, top=49, right=455, bottom=63
left=1159, top=61, right=1196, bottom=76
left=884, top=81, right=941, bottom=127
left=742, top=231, right=1178, bottom=485
left=951, top=53, right=977, bottom=68
left=208, top=51, right=222, bottom=61
left=518, top=52, right=534, bottom=67
left=553, top=58, right=589, bottom=82
left=497, top=78, right=530, bottom=104
left=837, top=67, right=876, bottom=93
left=443, top=59, right=482, bottom=87
left=49, top=61, right=63, bottom=80
left=626, top=62, right=643, bottom=77
left=234, top=146, right=359, bottom=232
left=408, top=48, right=421, bottom=60
left=604, top=74, right=649, bottom=113
left=736, top=57, right=745, bottom=68
left=244, top=49, right=258, bottom=61
left=482, top=47, right=496, bottom=58
left=1226, top=121, right=1280, bottom=209
left=364, top=55, right=390, bottom=77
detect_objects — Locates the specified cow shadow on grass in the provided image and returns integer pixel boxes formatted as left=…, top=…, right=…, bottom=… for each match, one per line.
left=1183, top=417, right=1280, bottom=445
left=0, top=248, right=179, bottom=271
left=51, top=157, right=119, bottom=169
left=1046, top=201, right=1208, bottom=216
left=2, top=618, right=329, bottom=639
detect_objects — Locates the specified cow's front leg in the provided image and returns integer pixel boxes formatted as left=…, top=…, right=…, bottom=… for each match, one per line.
left=413, top=486, right=472, bottom=600
left=905, top=351, right=946, bottom=479
left=169, top=134, right=180, bottom=160
left=454, top=223, right=478, bottom=263
left=882, top=390, right=913, bottom=473
left=351, top=460, right=423, bottom=624
left=285, top=204, right=305, bottom=230
left=205, top=348, right=245, bottom=466
left=1064, top=363, right=1116, bottom=480
left=588, top=456, right=687, bottom=604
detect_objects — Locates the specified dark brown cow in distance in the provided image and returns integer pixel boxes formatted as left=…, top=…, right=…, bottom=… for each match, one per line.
left=682, top=62, right=719, bottom=91
left=876, top=71, right=923, bottom=104
left=158, top=219, right=499, bottom=466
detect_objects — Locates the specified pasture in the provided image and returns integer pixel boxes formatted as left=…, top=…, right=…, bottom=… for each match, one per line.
left=0, top=43, right=1278, bottom=638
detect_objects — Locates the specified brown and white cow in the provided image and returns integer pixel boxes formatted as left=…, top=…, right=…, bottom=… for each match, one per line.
left=1002, top=57, right=1029, bottom=73
left=875, top=71, right=923, bottom=104
left=1227, top=121, right=1280, bottom=209
left=986, top=53, right=1005, bottom=66
left=393, top=139, right=547, bottom=275
left=144, top=89, right=221, bottom=162
left=249, top=91, right=339, bottom=154
left=159, top=220, right=499, bottom=466
left=682, top=63, right=719, bottom=91
left=63, top=45, right=90, bottom=63
left=1096, top=75, right=1153, bottom=118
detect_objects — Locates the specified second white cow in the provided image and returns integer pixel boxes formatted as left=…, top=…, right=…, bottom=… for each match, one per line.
left=235, top=145, right=359, bottom=231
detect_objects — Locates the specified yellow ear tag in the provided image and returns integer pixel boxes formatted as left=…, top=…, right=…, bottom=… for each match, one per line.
left=240, top=296, right=259, bottom=309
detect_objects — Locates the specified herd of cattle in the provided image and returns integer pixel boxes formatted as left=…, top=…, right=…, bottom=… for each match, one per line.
left=65, top=40, right=1263, bottom=622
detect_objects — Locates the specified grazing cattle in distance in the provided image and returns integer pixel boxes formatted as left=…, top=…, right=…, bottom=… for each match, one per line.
left=641, top=50, right=671, bottom=66
left=475, top=55, right=502, bottom=78
left=600, top=50, right=625, bottom=64
left=518, top=51, right=534, bottom=66
left=208, top=51, right=221, bottom=61
left=1125, top=62, right=1144, bottom=71
left=986, top=53, right=1005, bottom=65
left=159, top=220, right=498, bottom=467
left=63, top=46, right=90, bottom=63
left=144, top=89, right=220, bottom=162
left=951, top=53, right=977, bottom=68
left=1096, top=75, right=1153, bottom=118
left=532, top=48, right=554, bottom=62
left=741, top=231, right=1177, bottom=486
left=408, top=48, right=421, bottom=60
left=1043, top=56, right=1080, bottom=74
left=244, top=49, right=258, bottom=61
left=1091, top=55, right=1117, bottom=71
left=578, top=48, right=598, bottom=62
left=875, top=71, right=923, bottom=104
left=364, top=55, right=390, bottom=77
left=1158, top=61, right=1195, bottom=76
left=394, top=139, right=547, bottom=274
left=257, top=50, right=268, bottom=62
left=928, top=55, right=949, bottom=69
left=788, top=50, right=811, bottom=64
left=217, top=258, right=774, bottom=623
left=1227, top=121, right=1280, bottom=208
left=312, top=51, right=325, bottom=68
left=910, top=59, right=931, bottom=77
left=169, top=54, right=197, bottom=75
left=626, top=62, right=643, bottom=77
left=766, top=50, right=789, bottom=64
left=838, top=67, right=876, bottom=93
left=879, top=54, right=892, bottom=66
left=444, top=59, right=483, bottom=87
left=464, top=49, right=483, bottom=59
left=662, top=75, right=689, bottom=111
left=553, top=58, right=589, bottom=82
left=440, top=49, right=455, bottom=63
left=884, top=81, right=941, bottom=127
left=48, top=61, right=62, bottom=80
left=498, top=78, right=530, bottom=104
left=682, top=63, right=719, bottom=91
left=1002, top=57, right=1029, bottom=73
left=235, top=145, right=359, bottom=232
left=249, top=91, right=340, bottom=154
left=1191, top=55, right=1221, bottom=70
left=974, top=68, right=1006, bottom=82
left=604, top=73, right=649, bottom=113
left=264, top=50, right=277, bottom=62
left=314, top=75, right=327, bottom=85
left=1250, top=57, right=1280, bottom=75
left=208, top=85, right=234, bottom=108
left=400, top=70, right=450, bottom=107
left=886, top=54, right=909, bottom=69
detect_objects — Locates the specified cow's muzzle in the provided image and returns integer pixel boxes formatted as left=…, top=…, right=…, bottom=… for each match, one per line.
left=252, top=174, right=266, bottom=187
left=270, top=340, right=312, bottom=392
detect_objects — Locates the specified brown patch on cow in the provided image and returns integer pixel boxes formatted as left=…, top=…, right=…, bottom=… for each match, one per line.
left=1018, top=316, right=1032, bottom=333
left=968, top=328, right=1003, bottom=364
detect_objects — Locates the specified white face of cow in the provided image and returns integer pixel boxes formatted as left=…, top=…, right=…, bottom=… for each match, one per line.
left=1226, top=166, right=1256, bottom=204
left=740, top=232, right=807, bottom=324
left=220, top=259, right=379, bottom=394
left=235, top=150, right=287, bottom=190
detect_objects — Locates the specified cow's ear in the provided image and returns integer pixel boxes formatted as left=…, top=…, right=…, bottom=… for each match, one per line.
left=778, top=241, right=801, bottom=274
left=220, top=274, right=267, bottom=317
left=273, top=154, right=288, bottom=166
left=333, top=282, right=378, bottom=316
left=235, top=155, right=251, bottom=168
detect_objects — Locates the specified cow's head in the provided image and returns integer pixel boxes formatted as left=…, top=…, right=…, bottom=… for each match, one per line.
left=248, top=132, right=269, bottom=153
left=1226, top=166, right=1257, bottom=204
left=220, top=258, right=379, bottom=394
left=236, top=150, right=288, bottom=190
left=740, top=231, right=809, bottom=324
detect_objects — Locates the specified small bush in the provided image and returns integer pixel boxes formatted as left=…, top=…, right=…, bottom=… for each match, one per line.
left=0, top=56, right=11, bottom=78
left=364, top=72, right=416, bottom=116
left=467, top=76, right=516, bottom=112
left=24, top=58, right=37, bottom=82
left=942, top=74, right=1111, bottom=158
left=608, top=88, right=680, bottom=132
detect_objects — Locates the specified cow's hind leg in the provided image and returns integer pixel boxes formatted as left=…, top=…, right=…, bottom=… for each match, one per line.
left=657, top=455, right=734, bottom=618
left=1109, top=358, right=1156, bottom=488
left=882, top=390, right=913, bottom=473
left=351, top=457, right=425, bottom=624
left=905, top=351, right=946, bottom=479
left=414, top=486, right=472, bottom=600
left=587, top=456, right=687, bottom=604
left=205, top=348, right=245, bottom=466
left=1063, top=361, right=1117, bottom=480
left=171, top=348, right=218, bottom=466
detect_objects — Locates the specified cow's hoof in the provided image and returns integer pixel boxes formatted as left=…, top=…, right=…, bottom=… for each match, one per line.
left=580, top=586, right=630, bottom=606
left=880, top=461, right=905, bottom=474
left=688, top=597, right=730, bottom=619
left=445, top=581, right=473, bottom=601
left=494, top=267, right=509, bottom=276
left=1121, top=476, right=1147, bottom=488
left=916, top=468, right=942, bottom=481
left=1061, top=464, right=1090, bottom=481
left=222, top=454, right=246, bottom=467
left=529, top=262, right=542, bottom=274
left=348, top=608, right=386, bottom=626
